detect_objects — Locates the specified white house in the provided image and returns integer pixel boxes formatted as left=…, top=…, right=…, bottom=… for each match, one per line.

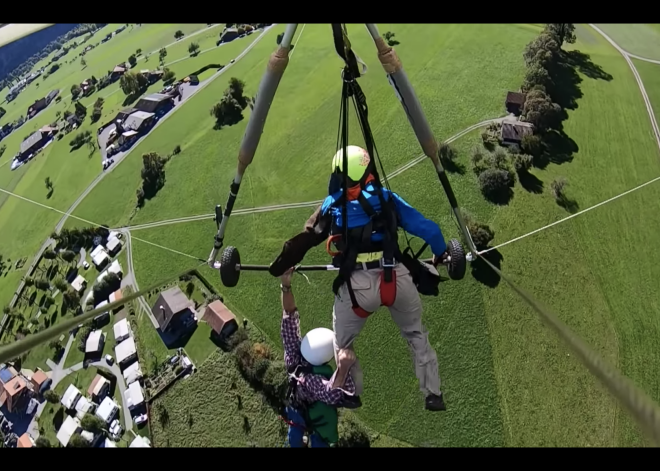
left=106, top=236, right=122, bottom=256
left=124, top=381, right=145, bottom=410
left=95, top=396, right=119, bottom=424
left=108, top=259, right=122, bottom=277
left=95, top=300, right=109, bottom=314
left=115, top=337, right=137, bottom=365
left=84, top=290, right=94, bottom=306
left=70, top=275, right=87, bottom=294
left=129, top=435, right=151, bottom=448
left=103, top=438, right=117, bottom=448
left=122, top=361, right=142, bottom=385
left=96, top=270, right=110, bottom=284
left=61, top=384, right=82, bottom=410
left=113, top=318, right=132, bottom=343
left=92, top=250, right=110, bottom=269
left=90, top=244, right=107, bottom=259
left=57, top=416, right=82, bottom=447
left=74, top=396, right=95, bottom=420
left=108, top=230, right=120, bottom=241
left=85, top=330, right=105, bottom=354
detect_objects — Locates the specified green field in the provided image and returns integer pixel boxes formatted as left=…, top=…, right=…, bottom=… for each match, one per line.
left=6, top=23, right=660, bottom=447
left=596, top=24, right=660, bottom=59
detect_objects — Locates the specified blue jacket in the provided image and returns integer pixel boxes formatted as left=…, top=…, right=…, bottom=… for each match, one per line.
left=320, top=183, right=447, bottom=256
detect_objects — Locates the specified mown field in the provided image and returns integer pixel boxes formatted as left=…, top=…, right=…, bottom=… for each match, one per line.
left=596, top=24, right=660, bottom=59
left=125, top=24, right=660, bottom=447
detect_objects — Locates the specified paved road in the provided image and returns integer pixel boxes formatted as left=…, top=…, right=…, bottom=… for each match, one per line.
left=0, top=25, right=275, bottom=337
left=123, top=230, right=158, bottom=328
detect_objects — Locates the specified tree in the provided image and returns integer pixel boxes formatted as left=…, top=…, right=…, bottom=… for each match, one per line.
left=136, top=48, right=142, bottom=55
left=53, top=278, right=68, bottom=292
left=74, top=101, right=87, bottom=120
left=462, top=210, right=495, bottom=250
left=128, top=54, right=137, bottom=67
left=70, top=83, right=82, bottom=100
left=44, top=177, right=53, bottom=190
left=185, top=281, right=195, bottom=297
left=521, top=133, right=544, bottom=157
left=188, top=42, right=200, bottom=55
left=521, top=62, right=552, bottom=92
left=81, top=58, right=87, bottom=68
left=521, top=88, right=561, bottom=131
left=62, top=289, right=80, bottom=310
left=68, top=433, right=90, bottom=447
left=383, top=31, right=399, bottom=47
left=43, top=389, right=60, bottom=404
left=35, top=437, right=52, bottom=447
left=523, top=33, right=560, bottom=69
left=0, top=144, right=6, bottom=158
left=81, top=414, right=105, bottom=434
left=159, top=47, right=167, bottom=64
left=478, top=168, right=515, bottom=202
left=43, top=249, right=57, bottom=260
left=174, top=30, right=184, bottom=40
left=338, top=413, right=370, bottom=447
left=91, top=107, right=102, bottom=123
left=61, top=250, right=77, bottom=263
left=513, top=154, right=534, bottom=173
left=545, top=24, right=576, bottom=47
left=439, top=143, right=457, bottom=166
left=162, top=68, right=175, bottom=84
left=550, top=177, right=568, bottom=201
left=119, top=71, right=147, bottom=95
left=23, top=276, right=34, bottom=287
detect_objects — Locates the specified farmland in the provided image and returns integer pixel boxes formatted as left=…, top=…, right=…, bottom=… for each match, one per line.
left=3, top=23, right=660, bottom=447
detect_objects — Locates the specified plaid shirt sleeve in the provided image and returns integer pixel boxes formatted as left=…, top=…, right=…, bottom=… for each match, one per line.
left=281, top=309, right=302, bottom=369
left=301, top=368, right=356, bottom=405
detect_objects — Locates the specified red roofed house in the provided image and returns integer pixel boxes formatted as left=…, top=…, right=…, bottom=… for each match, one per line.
left=202, top=300, right=238, bottom=340
left=505, top=91, right=526, bottom=116
left=30, top=368, right=49, bottom=392
left=18, top=433, right=35, bottom=448
left=0, top=374, right=29, bottom=413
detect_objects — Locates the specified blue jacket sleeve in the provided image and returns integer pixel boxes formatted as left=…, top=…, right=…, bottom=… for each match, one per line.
left=391, top=191, right=447, bottom=255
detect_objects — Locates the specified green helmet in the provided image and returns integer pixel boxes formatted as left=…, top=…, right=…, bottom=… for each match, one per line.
left=331, top=145, right=370, bottom=182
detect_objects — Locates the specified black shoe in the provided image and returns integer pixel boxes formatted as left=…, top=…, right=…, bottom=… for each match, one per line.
left=425, top=393, right=446, bottom=411
left=339, top=395, right=362, bottom=409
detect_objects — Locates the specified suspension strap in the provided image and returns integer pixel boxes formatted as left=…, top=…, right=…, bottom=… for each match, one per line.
left=331, top=24, right=367, bottom=78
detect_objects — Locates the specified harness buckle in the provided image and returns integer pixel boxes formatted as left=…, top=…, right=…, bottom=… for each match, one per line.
left=381, top=258, right=396, bottom=268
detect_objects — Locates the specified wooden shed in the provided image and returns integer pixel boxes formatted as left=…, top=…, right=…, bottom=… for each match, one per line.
left=202, top=300, right=238, bottom=339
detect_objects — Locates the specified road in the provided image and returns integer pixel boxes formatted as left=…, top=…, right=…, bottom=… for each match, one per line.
left=122, top=230, right=158, bottom=328
left=0, top=25, right=274, bottom=335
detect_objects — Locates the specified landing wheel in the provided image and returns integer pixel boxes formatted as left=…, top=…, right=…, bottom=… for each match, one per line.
left=446, top=238, right=466, bottom=281
left=220, top=246, right=241, bottom=287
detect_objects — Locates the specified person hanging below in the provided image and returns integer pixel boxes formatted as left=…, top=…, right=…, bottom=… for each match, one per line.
left=270, top=145, right=449, bottom=412
left=279, top=267, right=360, bottom=448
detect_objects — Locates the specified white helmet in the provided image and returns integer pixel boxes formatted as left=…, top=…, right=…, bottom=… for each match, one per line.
left=300, top=328, right=335, bottom=366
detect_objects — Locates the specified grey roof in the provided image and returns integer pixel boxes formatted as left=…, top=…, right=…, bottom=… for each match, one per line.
left=501, top=122, right=533, bottom=142
left=47, top=89, right=59, bottom=100
left=151, top=286, right=194, bottom=331
left=123, top=111, right=155, bottom=131
left=141, top=93, right=171, bottom=102
left=20, top=131, right=44, bottom=154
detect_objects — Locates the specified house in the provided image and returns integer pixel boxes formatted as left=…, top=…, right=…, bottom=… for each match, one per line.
left=57, top=416, right=82, bottom=447
left=61, top=384, right=82, bottom=410
left=46, top=89, right=59, bottom=104
left=90, top=244, right=107, bottom=259
left=108, top=260, right=123, bottom=277
left=87, top=374, right=110, bottom=403
left=85, top=330, right=105, bottom=354
left=202, top=300, right=238, bottom=340
left=113, top=318, right=132, bottom=343
left=74, top=396, right=95, bottom=419
left=123, top=110, right=155, bottom=132
left=110, top=65, right=126, bottom=81
left=30, top=368, right=49, bottom=393
left=102, top=438, right=117, bottom=448
left=500, top=121, right=534, bottom=147
left=113, top=107, right=138, bottom=127
left=71, top=275, right=87, bottom=294
left=65, top=114, right=81, bottom=130
left=17, top=433, right=34, bottom=448
left=92, top=250, right=110, bottom=269
left=95, top=396, right=119, bottom=424
left=122, top=361, right=142, bottom=385
left=108, top=289, right=123, bottom=305
left=27, top=97, right=48, bottom=119
left=135, top=93, right=173, bottom=114
left=93, top=301, right=110, bottom=326
left=106, top=236, right=122, bottom=256
left=19, top=130, right=49, bottom=159
left=151, top=286, right=196, bottom=334
left=129, top=435, right=151, bottom=448
left=124, top=381, right=145, bottom=410
left=0, top=374, right=28, bottom=413
left=220, top=27, right=239, bottom=44
left=115, top=337, right=137, bottom=365
left=505, top=91, right=526, bottom=116
left=147, top=69, right=164, bottom=84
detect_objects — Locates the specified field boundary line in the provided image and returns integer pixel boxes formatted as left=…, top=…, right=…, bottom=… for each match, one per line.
left=480, top=174, right=660, bottom=254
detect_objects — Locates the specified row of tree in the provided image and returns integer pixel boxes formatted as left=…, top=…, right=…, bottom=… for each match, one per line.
left=51, top=226, right=110, bottom=251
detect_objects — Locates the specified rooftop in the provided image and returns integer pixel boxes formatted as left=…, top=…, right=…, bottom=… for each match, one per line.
left=152, top=286, right=195, bottom=331
left=90, top=245, right=106, bottom=259
left=125, top=381, right=145, bottom=408
left=109, top=289, right=123, bottom=304
left=3, top=375, right=27, bottom=397
left=96, top=396, right=119, bottom=423
left=113, top=318, right=131, bottom=342
left=88, top=374, right=109, bottom=397
left=124, top=111, right=155, bottom=131
left=20, top=130, right=44, bottom=154
left=17, top=433, right=34, bottom=448
left=57, top=416, right=81, bottom=447
left=123, top=361, right=142, bottom=385
left=129, top=435, right=151, bottom=448
left=61, top=384, right=81, bottom=409
left=86, top=330, right=104, bottom=353
left=106, top=236, right=122, bottom=252
left=74, top=396, right=94, bottom=419
left=115, top=337, right=137, bottom=364
left=71, top=275, right=87, bottom=292
left=506, top=91, right=526, bottom=106
left=108, top=259, right=122, bottom=275
left=92, top=251, right=109, bottom=267
left=31, top=368, right=48, bottom=387
left=501, top=122, right=534, bottom=142
left=0, top=366, right=15, bottom=383
left=202, top=300, right=237, bottom=334
left=141, top=93, right=171, bottom=102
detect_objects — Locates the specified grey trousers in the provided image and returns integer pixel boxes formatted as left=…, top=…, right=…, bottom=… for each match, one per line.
left=332, top=264, right=441, bottom=397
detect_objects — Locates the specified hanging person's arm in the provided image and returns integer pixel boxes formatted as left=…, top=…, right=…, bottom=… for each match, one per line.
left=269, top=198, right=333, bottom=277
left=280, top=268, right=302, bottom=369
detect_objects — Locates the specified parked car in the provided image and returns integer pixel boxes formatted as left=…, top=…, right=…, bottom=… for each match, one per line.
left=105, top=354, right=114, bottom=365
left=230, top=59, right=235, bottom=64
left=134, top=414, right=148, bottom=425
left=109, top=419, right=123, bottom=437
left=169, top=355, right=180, bottom=365
left=82, top=261, right=90, bottom=270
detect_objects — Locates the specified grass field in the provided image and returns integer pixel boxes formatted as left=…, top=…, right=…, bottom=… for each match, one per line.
left=596, top=24, right=660, bottom=59
left=7, top=23, right=660, bottom=447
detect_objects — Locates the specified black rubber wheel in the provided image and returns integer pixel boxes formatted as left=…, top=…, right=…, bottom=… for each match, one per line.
left=446, top=238, right=466, bottom=281
left=220, top=246, right=241, bottom=287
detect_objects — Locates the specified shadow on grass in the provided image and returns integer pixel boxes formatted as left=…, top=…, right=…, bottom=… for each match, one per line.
left=122, top=89, right=148, bottom=107
left=213, top=113, right=244, bottom=131
left=482, top=186, right=513, bottom=206
left=518, top=170, right=543, bottom=193
left=471, top=249, right=503, bottom=288
left=46, top=188, right=54, bottom=199
left=556, top=194, right=580, bottom=214
left=532, top=49, right=612, bottom=170
left=440, top=157, right=466, bottom=175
